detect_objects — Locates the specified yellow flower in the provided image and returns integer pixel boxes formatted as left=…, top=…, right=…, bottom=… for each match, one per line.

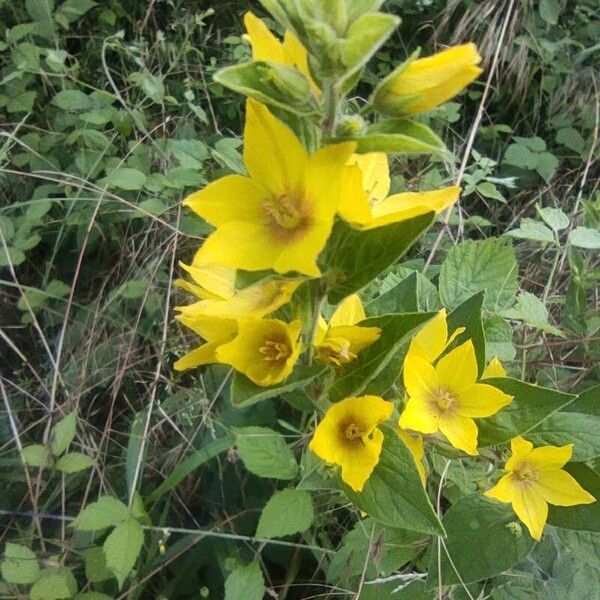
left=314, top=294, right=381, bottom=367
left=243, top=11, right=320, bottom=97
left=309, top=396, right=394, bottom=492
left=398, top=429, right=426, bottom=484
left=173, top=314, right=238, bottom=371
left=216, top=318, right=302, bottom=386
left=184, top=99, right=355, bottom=277
left=340, top=153, right=460, bottom=230
left=175, top=252, right=236, bottom=300
left=399, top=340, right=513, bottom=455
left=482, top=356, right=507, bottom=379
left=408, top=308, right=465, bottom=363
left=375, top=43, right=483, bottom=116
left=485, top=437, right=596, bottom=540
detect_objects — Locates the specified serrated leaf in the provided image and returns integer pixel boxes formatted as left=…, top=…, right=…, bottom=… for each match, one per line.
left=30, top=568, right=77, bottom=600
left=324, top=212, right=434, bottom=304
left=84, top=547, right=113, bottom=583
left=105, top=168, right=147, bottom=191
left=75, top=496, right=129, bottom=531
left=506, top=218, right=555, bottom=243
left=439, top=238, right=518, bottom=311
left=477, top=378, right=575, bottom=446
left=52, top=89, right=92, bottom=111
left=103, top=518, right=144, bottom=589
left=1, top=543, right=40, bottom=584
left=537, top=206, right=569, bottom=231
left=235, top=426, right=297, bottom=480
left=22, top=444, right=51, bottom=467
left=366, top=271, right=418, bottom=314
left=427, top=494, right=534, bottom=586
left=502, top=291, right=563, bottom=336
left=56, top=452, right=93, bottom=473
left=255, top=488, right=314, bottom=539
left=343, top=427, right=444, bottom=535
left=51, top=410, right=77, bottom=456
left=224, top=561, right=264, bottom=600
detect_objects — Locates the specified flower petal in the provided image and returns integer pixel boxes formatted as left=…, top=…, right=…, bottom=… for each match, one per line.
left=244, top=11, right=286, bottom=63
left=338, top=427, right=384, bottom=492
left=410, top=310, right=448, bottom=363
left=243, top=99, right=308, bottom=196
left=435, top=339, right=478, bottom=395
left=339, top=163, right=373, bottom=226
left=398, top=397, right=438, bottom=434
left=330, top=294, right=366, bottom=327
left=457, top=383, right=513, bottom=418
left=352, top=152, right=390, bottom=203
left=506, top=436, right=534, bottom=471
left=403, top=352, right=439, bottom=399
left=528, top=444, right=573, bottom=471
left=537, top=469, right=596, bottom=506
left=512, top=485, right=548, bottom=541
left=438, top=412, right=479, bottom=455
left=484, top=474, right=517, bottom=503
left=173, top=341, right=222, bottom=371
left=398, top=429, right=426, bottom=484
left=482, top=356, right=507, bottom=379
left=183, top=175, right=265, bottom=226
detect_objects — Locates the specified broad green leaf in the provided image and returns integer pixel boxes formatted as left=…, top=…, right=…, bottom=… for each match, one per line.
left=539, top=0, right=561, bottom=24
left=52, top=89, right=91, bottom=111
left=502, top=291, right=563, bottom=336
left=22, top=444, right=51, bottom=467
left=366, top=271, right=418, bottom=314
left=103, top=518, right=144, bottom=589
left=324, top=212, right=435, bottom=304
left=51, top=410, right=77, bottom=456
left=56, top=452, right=93, bottom=473
left=477, top=378, right=575, bottom=446
left=255, top=488, right=314, bottom=539
left=343, top=427, right=444, bottom=536
left=537, top=206, right=569, bottom=232
left=30, top=568, right=77, bottom=600
left=527, top=412, right=600, bottom=461
left=328, top=312, right=433, bottom=402
left=214, top=61, right=320, bottom=116
left=224, top=561, right=264, bottom=600
left=105, top=168, right=147, bottom=191
left=427, top=494, right=534, bottom=586
left=353, top=119, right=445, bottom=154
left=230, top=364, right=327, bottom=408
left=506, top=218, right=555, bottom=243
left=26, top=199, right=53, bottom=219
left=145, top=434, right=235, bottom=503
left=571, top=226, right=600, bottom=249
left=484, top=314, right=516, bottom=362
left=84, top=547, right=113, bottom=583
left=76, top=594, right=114, bottom=600
left=75, top=496, right=129, bottom=531
left=235, top=426, right=297, bottom=480
left=558, top=529, right=600, bottom=570
left=439, top=238, right=518, bottom=311
left=1, top=543, right=40, bottom=584
left=566, top=384, right=600, bottom=416
left=556, top=127, right=585, bottom=153
left=548, top=463, right=600, bottom=532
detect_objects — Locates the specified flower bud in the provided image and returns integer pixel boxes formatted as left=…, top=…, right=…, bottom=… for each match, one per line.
left=335, top=114, right=367, bottom=138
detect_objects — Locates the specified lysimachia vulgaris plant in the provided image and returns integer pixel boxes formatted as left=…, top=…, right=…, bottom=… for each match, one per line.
left=173, top=1, right=597, bottom=594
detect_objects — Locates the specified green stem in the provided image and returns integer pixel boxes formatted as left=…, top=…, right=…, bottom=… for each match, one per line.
left=322, top=78, right=340, bottom=137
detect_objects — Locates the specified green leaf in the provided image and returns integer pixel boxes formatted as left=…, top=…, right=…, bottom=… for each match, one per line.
left=255, top=488, right=314, bottom=538
left=507, top=218, right=556, bottom=243
left=556, top=127, right=585, bottom=153
left=52, top=89, right=92, bottom=111
left=366, top=271, right=418, bottom=314
left=103, top=518, right=144, bottom=589
left=84, top=547, right=113, bottom=583
left=30, top=568, right=77, bottom=600
left=56, top=452, right=93, bottom=473
left=26, top=199, right=53, bottom=220
left=214, top=61, right=320, bottom=116
left=476, top=181, right=506, bottom=203
left=567, top=384, right=600, bottom=416
left=527, top=412, right=600, bottom=461
left=502, top=291, right=563, bottom=336
left=571, top=227, right=600, bottom=249
left=51, top=410, right=77, bottom=456
left=427, top=494, right=534, bottom=586
left=230, top=364, right=327, bottom=408
left=477, top=378, right=575, bottom=446
left=353, top=119, right=445, bottom=154
left=126, top=412, right=145, bottom=498
left=1, top=543, right=40, bottom=584
left=439, top=238, right=518, bottom=311
left=324, top=213, right=434, bottom=304
left=145, top=434, right=235, bottom=503
left=0, top=246, right=26, bottom=267
left=548, top=463, right=600, bottom=532
left=75, top=496, right=129, bottom=531
left=105, top=168, right=147, bottom=191
left=235, top=426, right=298, bottom=480
left=539, top=0, right=561, bottom=24
left=535, top=151, right=559, bottom=182
left=343, top=427, right=444, bottom=535
left=224, top=561, right=264, bottom=600
left=537, top=206, right=569, bottom=231
left=76, top=594, right=114, bottom=600
left=328, top=312, right=433, bottom=402
left=22, top=444, right=51, bottom=467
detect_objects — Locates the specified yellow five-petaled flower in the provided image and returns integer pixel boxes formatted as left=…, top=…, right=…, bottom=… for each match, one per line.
left=309, top=395, right=393, bottom=492
left=184, top=99, right=355, bottom=277
left=485, top=436, right=596, bottom=540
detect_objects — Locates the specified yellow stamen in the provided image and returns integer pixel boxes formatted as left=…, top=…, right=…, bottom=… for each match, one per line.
left=344, top=423, right=363, bottom=440
left=259, top=339, right=290, bottom=362
left=432, top=388, right=457, bottom=412
left=263, top=194, right=304, bottom=231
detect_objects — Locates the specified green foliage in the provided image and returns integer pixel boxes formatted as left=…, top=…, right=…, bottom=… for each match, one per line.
left=224, top=561, right=264, bottom=600
left=1, top=543, right=40, bottom=584
left=255, top=488, right=314, bottom=538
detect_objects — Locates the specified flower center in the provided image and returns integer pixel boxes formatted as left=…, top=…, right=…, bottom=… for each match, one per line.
left=318, top=338, right=357, bottom=367
left=432, top=388, right=457, bottom=412
left=259, top=339, right=291, bottom=362
left=515, top=464, right=539, bottom=484
left=344, top=423, right=363, bottom=440
left=263, top=194, right=304, bottom=231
